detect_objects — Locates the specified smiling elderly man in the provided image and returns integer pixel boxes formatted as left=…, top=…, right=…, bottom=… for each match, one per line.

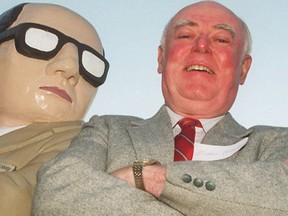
left=0, top=3, right=108, bottom=216
left=33, top=1, right=287, bottom=216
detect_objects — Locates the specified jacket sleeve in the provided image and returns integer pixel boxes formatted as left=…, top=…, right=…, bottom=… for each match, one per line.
left=32, top=115, right=183, bottom=216
left=159, top=126, right=288, bottom=216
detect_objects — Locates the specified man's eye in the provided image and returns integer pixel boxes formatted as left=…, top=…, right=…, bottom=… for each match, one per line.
left=177, top=34, right=191, bottom=39
left=215, top=38, right=229, bottom=43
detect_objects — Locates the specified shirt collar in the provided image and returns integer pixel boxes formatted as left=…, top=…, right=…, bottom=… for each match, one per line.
left=0, top=125, right=26, bottom=136
left=165, top=106, right=225, bottom=133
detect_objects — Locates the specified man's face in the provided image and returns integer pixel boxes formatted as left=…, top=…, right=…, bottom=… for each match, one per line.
left=0, top=4, right=102, bottom=126
left=158, top=2, right=252, bottom=118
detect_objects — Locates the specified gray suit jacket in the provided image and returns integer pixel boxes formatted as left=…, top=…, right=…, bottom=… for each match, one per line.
left=33, top=106, right=288, bottom=216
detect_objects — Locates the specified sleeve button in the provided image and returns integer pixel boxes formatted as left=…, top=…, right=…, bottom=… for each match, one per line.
left=193, top=178, right=204, bottom=187
left=181, top=174, right=192, bottom=183
left=205, top=181, right=216, bottom=191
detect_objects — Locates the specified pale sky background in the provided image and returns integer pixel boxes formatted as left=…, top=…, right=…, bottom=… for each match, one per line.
left=3, top=0, right=288, bottom=128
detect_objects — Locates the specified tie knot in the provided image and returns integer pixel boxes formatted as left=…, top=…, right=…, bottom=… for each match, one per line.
left=178, top=117, right=202, bottom=128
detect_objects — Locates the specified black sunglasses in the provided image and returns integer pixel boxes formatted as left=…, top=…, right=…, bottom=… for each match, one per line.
left=0, top=22, right=109, bottom=87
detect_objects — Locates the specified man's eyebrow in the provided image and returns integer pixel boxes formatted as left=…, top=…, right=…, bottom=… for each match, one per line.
left=173, top=20, right=198, bottom=31
left=214, top=24, right=236, bottom=38
left=173, top=21, right=236, bottom=38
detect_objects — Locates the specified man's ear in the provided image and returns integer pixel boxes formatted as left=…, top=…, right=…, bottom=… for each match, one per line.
left=157, top=45, right=164, bottom=74
left=239, top=54, right=252, bottom=85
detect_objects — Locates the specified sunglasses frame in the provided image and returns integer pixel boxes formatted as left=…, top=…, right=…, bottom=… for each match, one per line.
left=0, top=22, right=109, bottom=87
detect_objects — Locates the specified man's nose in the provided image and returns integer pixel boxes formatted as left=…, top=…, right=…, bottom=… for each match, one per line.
left=45, top=43, right=80, bottom=86
left=193, top=35, right=210, bottom=54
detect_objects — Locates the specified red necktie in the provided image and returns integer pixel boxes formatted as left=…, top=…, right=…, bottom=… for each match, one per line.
left=174, top=118, right=202, bottom=161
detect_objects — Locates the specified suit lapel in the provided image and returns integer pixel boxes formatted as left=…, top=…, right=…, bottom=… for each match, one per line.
left=127, top=106, right=175, bottom=164
left=202, top=113, right=251, bottom=146
left=127, top=108, right=252, bottom=163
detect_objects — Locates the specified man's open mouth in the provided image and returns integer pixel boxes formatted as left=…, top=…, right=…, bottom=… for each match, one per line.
left=186, top=65, right=214, bottom=74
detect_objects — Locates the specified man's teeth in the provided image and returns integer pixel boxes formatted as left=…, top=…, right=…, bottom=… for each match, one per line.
left=187, top=65, right=214, bottom=74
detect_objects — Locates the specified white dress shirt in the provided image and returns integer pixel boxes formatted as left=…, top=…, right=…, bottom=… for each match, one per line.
left=165, top=106, right=248, bottom=161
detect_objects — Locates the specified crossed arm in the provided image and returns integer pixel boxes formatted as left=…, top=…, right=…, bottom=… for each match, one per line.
left=111, top=159, right=288, bottom=215
left=32, top=116, right=183, bottom=216
left=110, top=126, right=288, bottom=215
left=111, top=156, right=288, bottom=199
left=32, top=117, right=288, bottom=216
left=110, top=163, right=167, bottom=197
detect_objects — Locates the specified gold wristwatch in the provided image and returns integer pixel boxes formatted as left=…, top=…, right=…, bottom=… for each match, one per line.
left=132, top=159, right=160, bottom=190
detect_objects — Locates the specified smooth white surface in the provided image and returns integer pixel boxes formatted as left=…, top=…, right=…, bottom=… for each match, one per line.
left=194, top=138, right=248, bottom=161
left=2, top=0, right=288, bottom=127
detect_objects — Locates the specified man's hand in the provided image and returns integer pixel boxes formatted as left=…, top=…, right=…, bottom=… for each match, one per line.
left=110, top=164, right=167, bottom=198
left=110, top=166, right=134, bottom=185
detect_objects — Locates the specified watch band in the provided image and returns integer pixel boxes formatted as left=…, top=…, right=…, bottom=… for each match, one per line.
left=133, top=163, right=145, bottom=190
left=132, top=159, right=159, bottom=191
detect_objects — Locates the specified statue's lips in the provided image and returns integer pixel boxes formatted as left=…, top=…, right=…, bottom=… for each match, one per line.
left=39, top=86, right=72, bottom=103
